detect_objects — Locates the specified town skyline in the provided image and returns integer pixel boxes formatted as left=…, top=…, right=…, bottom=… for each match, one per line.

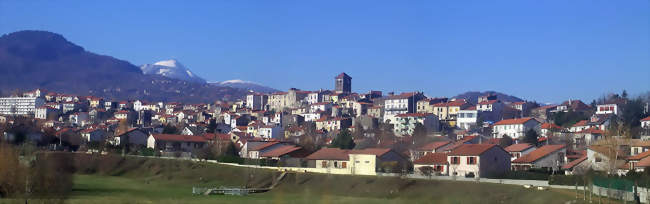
left=1, top=1, right=648, bottom=103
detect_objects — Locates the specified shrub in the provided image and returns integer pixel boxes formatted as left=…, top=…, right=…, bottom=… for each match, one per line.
left=488, top=169, right=550, bottom=180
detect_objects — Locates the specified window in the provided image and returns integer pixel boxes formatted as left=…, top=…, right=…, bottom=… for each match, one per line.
left=341, top=162, right=347, bottom=168
left=451, top=157, right=460, bottom=164
left=466, top=157, right=476, bottom=165
left=321, top=161, right=328, bottom=168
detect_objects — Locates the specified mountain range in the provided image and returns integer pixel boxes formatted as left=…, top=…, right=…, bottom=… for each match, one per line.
left=0, top=30, right=248, bottom=103
left=139, top=59, right=277, bottom=93
left=210, top=80, right=278, bottom=93
left=140, top=59, right=207, bottom=84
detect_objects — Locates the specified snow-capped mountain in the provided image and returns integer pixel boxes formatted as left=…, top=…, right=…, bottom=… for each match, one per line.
left=210, top=79, right=278, bottom=93
left=140, top=59, right=206, bottom=84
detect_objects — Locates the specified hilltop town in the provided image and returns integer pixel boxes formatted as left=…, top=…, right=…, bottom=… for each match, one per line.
left=1, top=72, right=649, bottom=180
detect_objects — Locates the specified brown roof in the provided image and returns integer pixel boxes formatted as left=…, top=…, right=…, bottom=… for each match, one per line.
left=562, top=155, right=587, bottom=170
left=249, top=141, right=280, bottom=151
left=512, top=145, right=566, bottom=163
left=628, top=151, right=650, bottom=161
left=478, top=100, right=499, bottom=105
left=260, top=145, right=302, bottom=157
left=417, top=141, right=452, bottom=151
left=494, top=117, right=536, bottom=126
left=504, top=143, right=534, bottom=152
left=151, top=134, right=208, bottom=143
left=413, top=153, right=448, bottom=165
left=632, top=140, right=650, bottom=147
left=577, top=127, right=604, bottom=134
left=636, top=157, right=650, bottom=167
left=572, top=120, right=588, bottom=127
left=448, top=144, right=499, bottom=156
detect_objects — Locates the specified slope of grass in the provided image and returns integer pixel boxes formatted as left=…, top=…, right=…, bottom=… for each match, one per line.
left=57, top=154, right=608, bottom=204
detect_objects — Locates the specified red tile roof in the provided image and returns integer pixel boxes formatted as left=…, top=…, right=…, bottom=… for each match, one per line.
left=448, top=144, right=499, bottom=156
left=562, top=155, right=587, bottom=170
left=641, top=116, right=650, bottom=121
left=512, top=145, right=565, bottom=163
left=478, top=100, right=499, bottom=105
left=636, top=157, right=650, bottom=167
left=577, top=127, right=604, bottom=134
left=494, top=117, right=536, bottom=126
left=150, top=134, right=208, bottom=143
left=249, top=141, right=280, bottom=151
left=572, top=120, right=588, bottom=127
left=628, top=151, right=650, bottom=161
left=260, top=145, right=302, bottom=157
left=504, top=143, right=534, bottom=152
left=413, top=153, right=448, bottom=165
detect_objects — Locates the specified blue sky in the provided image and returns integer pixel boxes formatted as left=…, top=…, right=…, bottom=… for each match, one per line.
left=1, top=1, right=648, bottom=103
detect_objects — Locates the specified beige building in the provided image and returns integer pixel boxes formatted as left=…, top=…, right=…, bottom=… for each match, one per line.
left=305, top=148, right=409, bottom=175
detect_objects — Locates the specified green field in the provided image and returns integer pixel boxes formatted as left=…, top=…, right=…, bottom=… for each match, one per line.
left=2, top=155, right=615, bottom=204
left=65, top=174, right=593, bottom=204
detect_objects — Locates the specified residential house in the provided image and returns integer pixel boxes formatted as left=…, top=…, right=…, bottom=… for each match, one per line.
left=641, top=116, right=650, bottom=129
left=573, top=127, right=604, bottom=147
left=416, top=98, right=448, bottom=114
left=511, top=145, right=566, bottom=171
left=383, top=92, right=426, bottom=122
left=147, top=134, right=208, bottom=156
left=456, top=106, right=479, bottom=130
left=631, top=140, right=650, bottom=156
left=562, top=155, right=589, bottom=175
left=246, top=93, right=269, bottom=110
left=492, top=117, right=541, bottom=139
left=447, top=144, right=511, bottom=178
left=627, top=151, right=650, bottom=172
left=315, top=117, right=352, bottom=132
left=80, top=128, right=106, bottom=143
left=259, top=145, right=309, bottom=167
left=411, top=141, right=452, bottom=161
left=305, top=148, right=409, bottom=175
left=504, top=143, right=536, bottom=161
left=35, top=106, right=60, bottom=120
left=258, top=125, right=284, bottom=139
left=413, top=153, right=449, bottom=176
left=110, top=128, right=148, bottom=146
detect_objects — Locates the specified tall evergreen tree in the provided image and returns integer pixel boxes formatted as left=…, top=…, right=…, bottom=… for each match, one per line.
left=331, top=129, right=355, bottom=149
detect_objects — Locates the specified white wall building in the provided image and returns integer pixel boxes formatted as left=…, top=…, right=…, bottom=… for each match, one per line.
left=596, top=104, right=619, bottom=115
left=492, top=117, right=541, bottom=139
left=456, top=109, right=479, bottom=130
left=0, top=97, right=45, bottom=115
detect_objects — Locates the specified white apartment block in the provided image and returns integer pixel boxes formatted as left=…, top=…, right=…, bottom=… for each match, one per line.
left=0, top=97, right=45, bottom=115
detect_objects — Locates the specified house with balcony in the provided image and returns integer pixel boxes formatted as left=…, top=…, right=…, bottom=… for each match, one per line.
left=447, top=144, right=510, bottom=178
